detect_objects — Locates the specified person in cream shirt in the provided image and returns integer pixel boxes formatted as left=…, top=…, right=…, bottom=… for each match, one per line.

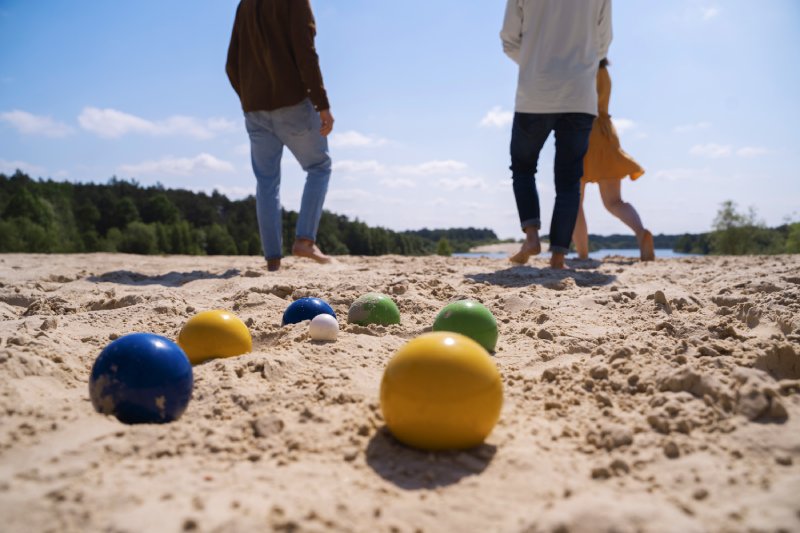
left=501, top=0, right=612, bottom=269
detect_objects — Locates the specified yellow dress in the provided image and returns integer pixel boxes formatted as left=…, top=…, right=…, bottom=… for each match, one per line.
left=582, top=67, right=645, bottom=183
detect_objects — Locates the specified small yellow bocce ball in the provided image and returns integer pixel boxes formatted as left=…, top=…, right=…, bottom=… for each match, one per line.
left=380, top=332, right=503, bottom=451
left=178, top=310, right=252, bottom=365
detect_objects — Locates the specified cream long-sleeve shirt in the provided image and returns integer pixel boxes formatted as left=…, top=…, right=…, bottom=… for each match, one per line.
left=501, top=0, right=612, bottom=116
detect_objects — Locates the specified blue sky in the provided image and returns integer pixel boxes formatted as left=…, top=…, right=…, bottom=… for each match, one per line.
left=1, top=0, right=798, bottom=239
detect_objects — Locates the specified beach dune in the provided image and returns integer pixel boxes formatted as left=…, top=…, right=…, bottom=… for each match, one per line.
left=0, top=253, right=798, bottom=532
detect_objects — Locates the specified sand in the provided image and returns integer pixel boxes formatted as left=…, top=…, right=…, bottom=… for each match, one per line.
left=0, top=252, right=799, bottom=532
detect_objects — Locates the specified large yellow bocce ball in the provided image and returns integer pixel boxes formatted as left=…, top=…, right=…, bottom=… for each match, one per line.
left=177, top=310, right=252, bottom=365
left=380, top=332, right=503, bottom=451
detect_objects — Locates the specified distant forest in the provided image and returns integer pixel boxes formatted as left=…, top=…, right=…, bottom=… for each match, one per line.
left=1, top=171, right=797, bottom=257
left=0, top=171, right=499, bottom=256
left=587, top=201, right=799, bottom=255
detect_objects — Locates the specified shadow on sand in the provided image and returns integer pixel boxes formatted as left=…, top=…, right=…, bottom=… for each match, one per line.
left=88, top=269, right=241, bottom=287
left=366, top=427, right=497, bottom=490
left=466, top=263, right=615, bottom=288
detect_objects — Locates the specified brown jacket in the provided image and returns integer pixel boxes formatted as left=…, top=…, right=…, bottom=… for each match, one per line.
left=226, top=0, right=330, bottom=112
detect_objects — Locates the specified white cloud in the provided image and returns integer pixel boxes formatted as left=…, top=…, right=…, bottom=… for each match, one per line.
left=701, top=6, right=721, bottom=20
left=689, top=143, right=769, bottom=159
left=332, top=159, right=468, bottom=177
left=736, top=146, right=769, bottom=158
left=119, top=153, right=236, bottom=176
left=436, top=176, right=489, bottom=191
left=674, top=121, right=711, bottom=133
left=78, top=107, right=235, bottom=139
left=690, top=143, right=732, bottom=158
left=480, top=106, right=513, bottom=128
left=611, top=118, right=637, bottom=135
left=379, top=178, right=417, bottom=189
left=397, top=160, right=468, bottom=175
left=653, top=167, right=714, bottom=182
left=0, top=159, right=46, bottom=176
left=326, top=188, right=377, bottom=203
left=0, top=110, right=74, bottom=137
left=333, top=159, right=387, bottom=174
left=329, top=130, right=388, bottom=149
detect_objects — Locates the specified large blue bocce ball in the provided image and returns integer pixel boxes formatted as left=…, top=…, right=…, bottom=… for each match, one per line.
left=89, top=333, right=193, bottom=424
left=282, top=297, right=336, bottom=326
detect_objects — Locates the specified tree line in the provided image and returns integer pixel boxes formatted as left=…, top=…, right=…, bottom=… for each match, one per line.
left=0, top=171, right=500, bottom=256
left=2, top=171, right=796, bottom=256
left=672, top=201, right=800, bottom=255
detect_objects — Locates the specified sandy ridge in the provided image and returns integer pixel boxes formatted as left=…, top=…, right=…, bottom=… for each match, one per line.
left=0, top=253, right=798, bottom=532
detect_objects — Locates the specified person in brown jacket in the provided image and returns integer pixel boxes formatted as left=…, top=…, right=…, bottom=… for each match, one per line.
left=226, top=0, right=334, bottom=272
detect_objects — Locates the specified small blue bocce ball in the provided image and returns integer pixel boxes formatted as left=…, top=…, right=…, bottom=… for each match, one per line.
left=282, top=297, right=336, bottom=326
left=89, top=333, right=193, bottom=424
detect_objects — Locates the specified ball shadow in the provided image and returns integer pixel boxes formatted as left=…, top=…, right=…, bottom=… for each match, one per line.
left=365, top=427, right=497, bottom=490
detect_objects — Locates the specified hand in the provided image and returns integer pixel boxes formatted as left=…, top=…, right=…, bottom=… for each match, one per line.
left=319, top=110, right=334, bottom=137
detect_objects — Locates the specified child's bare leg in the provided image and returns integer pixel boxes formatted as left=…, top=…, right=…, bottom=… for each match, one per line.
left=598, top=179, right=644, bottom=238
left=572, top=181, right=589, bottom=259
left=598, top=179, right=653, bottom=261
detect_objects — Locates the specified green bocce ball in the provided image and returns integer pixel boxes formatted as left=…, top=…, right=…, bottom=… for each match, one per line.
left=348, top=293, right=401, bottom=326
left=432, top=300, right=498, bottom=353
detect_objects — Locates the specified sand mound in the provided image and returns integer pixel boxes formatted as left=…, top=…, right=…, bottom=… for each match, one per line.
left=0, top=253, right=798, bottom=532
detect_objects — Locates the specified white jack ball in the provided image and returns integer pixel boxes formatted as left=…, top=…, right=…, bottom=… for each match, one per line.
left=309, top=313, right=339, bottom=342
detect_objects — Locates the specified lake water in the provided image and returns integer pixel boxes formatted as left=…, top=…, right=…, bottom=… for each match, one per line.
left=454, top=249, right=698, bottom=260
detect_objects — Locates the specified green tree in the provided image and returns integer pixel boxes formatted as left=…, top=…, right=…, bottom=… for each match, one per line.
left=711, top=201, right=759, bottom=255
left=436, top=237, right=453, bottom=256
left=75, top=202, right=101, bottom=233
left=118, top=222, right=157, bottom=254
left=0, top=218, right=53, bottom=252
left=785, top=223, right=800, bottom=253
left=0, top=220, right=24, bottom=251
left=205, top=224, right=237, bottom=255
left=112, top=197, right=140, bottom=229
left=2, top=187, right=53, bottom=226
left=141, top=194, right=180, bottom=224
left=155, top=223, right=170, bottom=253
left=100, top=227, right=123, bottom=252
left=711, top=201, right=783, bottom=255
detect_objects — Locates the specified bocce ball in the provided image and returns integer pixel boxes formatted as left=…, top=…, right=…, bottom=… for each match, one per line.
left=89, top=333, right=193, bottom=424
left=282, top=297, right=336, bottom=326
left=309, top=313, right=339, bottom=341
left=433, top=299, right=499, bottom=352
left=178, top=310, right=252, bottom=365
left=348, top=293, right=401, bottom=326
left=380, top=331, right=503, bottom=451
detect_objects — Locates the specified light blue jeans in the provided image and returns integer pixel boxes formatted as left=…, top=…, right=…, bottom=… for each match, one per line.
left=244, top=99, right=332, bottom=260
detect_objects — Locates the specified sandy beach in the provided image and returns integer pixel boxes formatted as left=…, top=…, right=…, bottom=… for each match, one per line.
left=1, top=252, right=799, bottom=532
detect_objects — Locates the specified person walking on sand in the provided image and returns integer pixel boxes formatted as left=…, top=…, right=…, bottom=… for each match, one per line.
left=572, top=59, right=655, bottom=262
left=501, top=0, right=612, bottom=269
left=226, top=0, right=334, bottom=272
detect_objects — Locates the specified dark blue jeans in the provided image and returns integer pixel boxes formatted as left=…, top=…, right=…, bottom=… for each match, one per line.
left=510, top=112, right=594, bottom=254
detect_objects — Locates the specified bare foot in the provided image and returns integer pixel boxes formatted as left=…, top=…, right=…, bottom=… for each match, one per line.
left=509, top=236, right=542, bottom=265
left=550, top=252, right=567, bottom=270
left=292, top=239, right=332, bottom=264
left=267, top=258, right=281, bottom=272
left=639, top=230, right=655, bottom=262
